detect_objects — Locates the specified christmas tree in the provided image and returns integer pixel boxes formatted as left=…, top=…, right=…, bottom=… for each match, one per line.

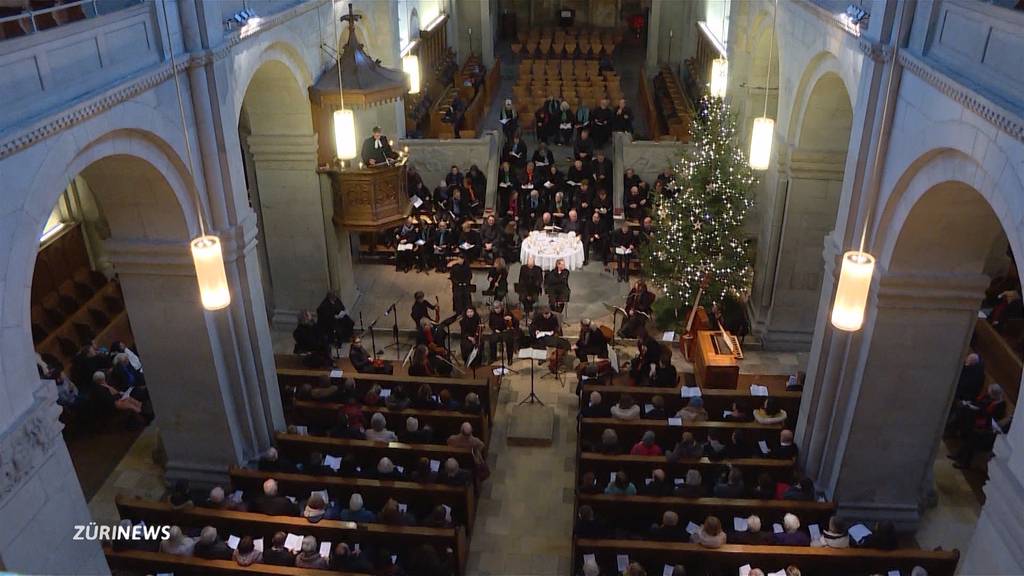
left=640, top=95, right=756, bottom=316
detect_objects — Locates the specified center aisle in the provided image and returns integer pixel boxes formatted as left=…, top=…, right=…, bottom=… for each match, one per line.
left=465, top=359, right=580, bottom=576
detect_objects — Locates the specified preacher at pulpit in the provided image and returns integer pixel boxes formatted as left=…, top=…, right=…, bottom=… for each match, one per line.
left=361, top=126, right=398, bottom=166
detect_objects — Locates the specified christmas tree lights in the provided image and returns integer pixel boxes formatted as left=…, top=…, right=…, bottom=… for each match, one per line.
left=640, top=96, right=756, bottom=312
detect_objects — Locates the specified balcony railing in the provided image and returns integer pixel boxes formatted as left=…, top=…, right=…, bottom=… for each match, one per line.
left=0, top=0, right=140, bottom=41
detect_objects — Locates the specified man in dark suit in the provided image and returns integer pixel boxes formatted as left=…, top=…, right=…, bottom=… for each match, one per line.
left=584, top=211, right=610, bottom=267
left=249, top=478, right=297, bottom=516
left=317, top=291, right=354, bottom=346
left=574, top=318, right=608, bottom=363
left=360, top=126, right=397, bottom=166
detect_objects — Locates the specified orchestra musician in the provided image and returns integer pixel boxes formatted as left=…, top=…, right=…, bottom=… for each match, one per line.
left=629, top=329, right=661, bottom=386
left=410, top=291, right=437, bottom=329
left=449, top=256, right=473, bottom=314
left=316, top=290, right=354, bottom=347
left=544, top=258, right=571, bottom=312
left=409, top=344, right=435, bottom=376
left=529, top=304, right=563, bottom=344
left=349, top=336, right=394, bottom=374
left=487, top=301, right=520, bottom=364
left=360, top=126, right=398, bottom=166
left=416, top=317, right=452, bottom=376
left=458, top=305, right=482, bottom=367
left=620, top=280, right=656, bottom=339
left=485, top=257, right=509, bottom=301
left=517, top=256, right=543, bottom=313
left=573, top=317, right=609, bottom=364
left=611, top=219, right=636, bottom=283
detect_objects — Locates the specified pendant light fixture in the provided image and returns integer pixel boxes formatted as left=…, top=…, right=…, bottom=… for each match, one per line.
left=332, top=1, right=357, bottom=160
left=829, top=44, right=900, bottom=331
left=748, top=0, right=776, bottom=170
left=162, top=0, right=230, bottom=310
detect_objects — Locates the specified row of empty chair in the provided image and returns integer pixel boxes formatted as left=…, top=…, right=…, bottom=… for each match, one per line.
left=512, top=26, right=622, bottom=59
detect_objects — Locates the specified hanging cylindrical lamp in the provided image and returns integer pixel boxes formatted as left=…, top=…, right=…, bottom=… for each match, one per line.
left=749, top=1, right=777, bottom=170
left=830, top=251, right=875, bottom=331
left=191, top=235, right=231, bottom=310
left=748, top=116, right=774, bottom=170
left=709, top=57, right=728, bottom=98
left=403, top=53, right=421, bottom=94
left=333, top=109, right=357, bottom=160
left=161, top=0, right=229, bottom=311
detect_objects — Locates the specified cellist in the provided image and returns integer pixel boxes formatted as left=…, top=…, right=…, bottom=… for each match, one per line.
left=459, top=305, right=482, bottom=367
left=619, top=280, right=655, bottom=338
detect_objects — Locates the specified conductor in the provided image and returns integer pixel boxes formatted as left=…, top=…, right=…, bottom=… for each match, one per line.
left=361, top=126, right=398, bottom=166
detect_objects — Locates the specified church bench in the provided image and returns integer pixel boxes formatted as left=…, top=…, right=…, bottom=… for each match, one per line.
left=288, top=400, right=491, bottom=452
left=576, top=493, right=835, bottom=535
left=573, top=538, right=960, bottom=576
left=228, top=467, right=476, bottom=536
left=274, top=433, right=480, bottom=485
left=580, top=417, right=783, bottom=449
left=581, top=382, right=801, bottom=422
left=115, top=496, right=468, bottom=575
left=103, top=546, right=356, bottom=575
left=578, top=453, right=795, bottom=487
left=274, top=354, right=498, bottom=418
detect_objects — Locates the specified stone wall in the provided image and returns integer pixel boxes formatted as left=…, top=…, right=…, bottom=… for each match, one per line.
left=399, top=131, right=502, bottom=209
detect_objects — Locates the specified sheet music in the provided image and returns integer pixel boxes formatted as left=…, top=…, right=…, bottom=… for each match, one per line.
left=686, top=521, right=700, bottom=535
left=323, top=455, right=342, bottom=471
left=758, top=440, right=771, bottom=455
left=739, top=565, right=751, bottom=576
left=411, top=195, right=424, bottom=208
left=680, top=386, right=702, bottom=398
left=614, top=247, right=633, bottom=255
left=430, top=459, right=441, bottom=472
left=415, top=239, right=426, bottom=246
left=534, top=330, right=555, bottom=339
left=663, top=565, right=675, bottom=576
left=848, top=523, right=872, bottom=543
left=397, top=243, right=414, bottom=251
left=310, top=489, right=329, bottom=504
left=284, top=533, right=303, bottom=551
left=733, top=517, right=748, bottom=532
left=667, top=417, right=683, bottom=427
left=320, top=541, right=331, bottom=558
left=750, top=384, right=769, bottom=397
left=808, top=523, right=822, bottom=542
left=662, top=331, right=676, bottom=342
left=253, top=537, right=263, bottom=552
left=227, top=535, right=240, bottom=549
left=617, top=555, right=629, bottom=572
left=379, top=388, right=391, bottom=398
left=772, top=523, right=784, bottom=534
left=329, top=369, right=343, bottom=378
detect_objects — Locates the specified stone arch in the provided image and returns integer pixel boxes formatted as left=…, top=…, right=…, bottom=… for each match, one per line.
left=786, top=51, right=853, bottom=148
left=233, top=40, right=313, bottom=128
left=236, top=42, right=329, bottom=323
left=1, top=126, right=199, bottom=414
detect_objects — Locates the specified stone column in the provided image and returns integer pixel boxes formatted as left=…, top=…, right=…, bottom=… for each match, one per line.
left=644, top=0, right=662, bottom=73
left=961, top=435, right=1024, bottom=574
left=0, top=385, right=108, bottom=574
left=802, top=270, right=988, bottom=528
left=479, top=0, right=495, bottom=67
left=105, top=220, right=283, bottom=484
left=319, top=173, right=359, bottom=306
left=752, top=150, right=845, bottom=350
left=245, top=134, right=330, bottom=325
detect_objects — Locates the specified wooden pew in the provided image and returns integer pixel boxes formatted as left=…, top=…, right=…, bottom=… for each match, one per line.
left=579, top=453, right=794, bottom=486
left=116, top=496, right=468, bottom=575
left=577, top=493, right=835, bottom=536
left=228, top=467, right=476, bottom=536
left=580, top=417, right=783, bottom=449
left=289, top=400, right=490, bottom=452
left=104, top=546, right=354, bottom=576
left=275, top=354, right=498, bottom=419
left=274, top=433, right=479, bottom=481
left=574, top=538, right=960, bottom=576
left=582, top=379, right=801, bottom=424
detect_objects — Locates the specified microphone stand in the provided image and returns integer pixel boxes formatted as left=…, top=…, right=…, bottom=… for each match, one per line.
left=367, top=318, right=379, bottom=360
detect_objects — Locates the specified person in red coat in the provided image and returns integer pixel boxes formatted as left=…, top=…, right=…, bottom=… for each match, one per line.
left=629, top=430, right=663, bottom=456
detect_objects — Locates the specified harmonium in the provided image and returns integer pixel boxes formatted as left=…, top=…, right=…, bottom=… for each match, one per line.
left=693, top=327, right=743, bottom=389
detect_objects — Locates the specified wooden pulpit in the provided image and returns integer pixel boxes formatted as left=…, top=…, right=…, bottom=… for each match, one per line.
left=693, top=329, right=740, bottom=389
left=323, top=162, right=409, bottom=232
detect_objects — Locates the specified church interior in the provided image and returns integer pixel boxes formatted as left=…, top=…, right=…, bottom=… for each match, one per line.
left=1, top=0, right=1024, bottom=575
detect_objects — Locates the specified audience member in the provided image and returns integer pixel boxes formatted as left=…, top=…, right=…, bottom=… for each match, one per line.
left=192, top=526, right=231, bottom=560
left=812, top=515, right=850, bottom=548
left=365, top=412, right=399, bottom=442
left=605, top=470, right=637, bottom=495
left=666, top=431, right=704, bottom=462
left=262, top=532, right=294, bottom=566
left=675, top=396, right=708, bottom=423
left=159, top=525, right=195, bottom=556
left=294, top=535, right=327, bottom=569
left=674, top=469, right=704, bottom=498
left=630, top=430, right=663, bottom=456
left=754, top=397, right=788, bottom=425
left=610, top=394, right=641, bottom=420
left=774, top=513, right=810, bottom=546
left=250, top=478, right=297, bottom=516
left=339, top=493, right=376, bottom=523
left=691, top=515, right=727, bottom=548
left=232, top=536, right=261, bottom=567
left=649, top=510, right=683, bottom=541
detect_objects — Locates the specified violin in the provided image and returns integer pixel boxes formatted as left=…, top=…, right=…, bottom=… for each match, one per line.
left=434, top=295, right=441, bottom=323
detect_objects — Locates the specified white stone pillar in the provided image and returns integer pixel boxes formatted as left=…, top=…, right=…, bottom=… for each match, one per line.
left=644, top=0, right=662, bottom=73
left=105, top=224, right=284, bottom=484
left=804, top=270, right=988, bottom=528
left=961, top=436, right=1024, bottom=574
left=0, top=385, right=108, bottom=574
left=752, top=150, right=846, bottom=350
left=245, top=134, right=331, bottom=325
left=480, top=0, right=495, bottom=67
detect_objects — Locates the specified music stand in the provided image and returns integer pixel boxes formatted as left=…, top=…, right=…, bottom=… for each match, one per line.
left=380, top=297, right=403, bottom=361
left=491, top=332, right=519, bottom=376
left=517, top=347, right=547, bottom=405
